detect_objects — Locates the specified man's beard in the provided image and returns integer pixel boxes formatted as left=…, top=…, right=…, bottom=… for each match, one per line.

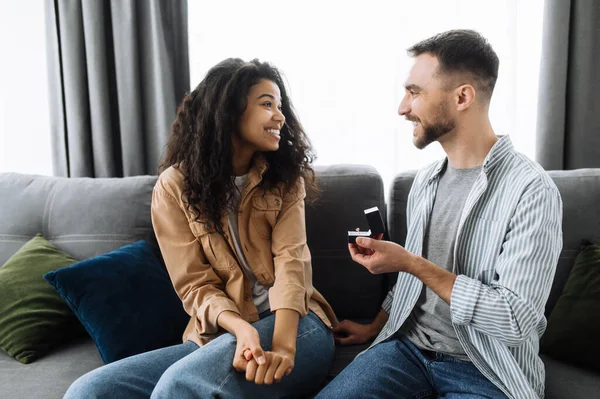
left=411, top=103, right=456, bottom=149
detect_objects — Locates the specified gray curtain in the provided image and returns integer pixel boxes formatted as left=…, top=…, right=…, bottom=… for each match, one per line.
left=536, top=0, right=600, bottom=170
left=45, top=0, right=189, bottom=177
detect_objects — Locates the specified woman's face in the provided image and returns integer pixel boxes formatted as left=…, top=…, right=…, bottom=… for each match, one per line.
left=235, top=79, right=285, bottom=155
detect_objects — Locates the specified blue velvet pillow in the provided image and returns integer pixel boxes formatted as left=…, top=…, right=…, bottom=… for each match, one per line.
left=43, top=240, right=189, bottom=364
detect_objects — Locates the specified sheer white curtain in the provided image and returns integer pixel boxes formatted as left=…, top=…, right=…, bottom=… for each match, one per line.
left=0, top=1, right=545, bottom=180
left=0, top=1, right=52, bottom=175
left=190, top=0, right=544, bottom=191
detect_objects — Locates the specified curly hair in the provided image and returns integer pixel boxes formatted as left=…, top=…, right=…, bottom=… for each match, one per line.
left=159, top=58, right=319, bottom=236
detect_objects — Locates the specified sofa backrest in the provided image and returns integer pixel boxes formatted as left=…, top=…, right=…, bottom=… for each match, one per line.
left=388, top=168, right=600, bottom=317
left=0, top=173, right=158, bottom=265
left=546, top=169, right=600, bottom=315
left=387, top=171, right=417, bottom=246
left=0, top=166, right=389, bottom=322
left=4, top=167, right=597, bottom=322
left=308, top=165, right=389, bottom=321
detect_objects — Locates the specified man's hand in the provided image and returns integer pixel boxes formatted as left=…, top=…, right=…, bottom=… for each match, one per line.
left=232, top=325, right=266, bottom=373
left=349, top=236, right=415, bottom=274
left=350, top=238, right=457, bottom=304
left=245, top=349, right=294, bottom=385
left=333, top=319, right=379, bottom=345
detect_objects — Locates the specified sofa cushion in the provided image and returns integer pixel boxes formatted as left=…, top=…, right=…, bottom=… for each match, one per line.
left=0, top=234, right=83, bottom=364
left=541, top=240, right=600, bottom=371
left=43, top=240, right=189, bottom=364
left=545, top=169, right=600, bottom=316
left=0, top=337, right=102, bottom=399
left=542, top=354, right=600, bottom=399
left=308, top=165, right=389, bottom=320
left=387, top=170, right=418, bottom=246
left=0, top=173, right=159, bottom=266
left=387, top=170, right=418, bottom=289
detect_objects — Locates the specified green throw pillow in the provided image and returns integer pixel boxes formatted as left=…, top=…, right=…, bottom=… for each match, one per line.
left=541, top=240, right=600, bottom=371
left=0, top=234, right=84, bottom=364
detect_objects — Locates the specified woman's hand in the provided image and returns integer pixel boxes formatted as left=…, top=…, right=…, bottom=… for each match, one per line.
left=245, top=309, right=299, bottom=384
left=217, top=310, right=266, bottom=373
left=245, top=349, right=295, bottom=385
left=231, top=325, right=266, bottom=373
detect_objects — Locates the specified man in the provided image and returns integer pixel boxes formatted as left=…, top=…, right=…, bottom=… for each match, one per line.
left=317, top=30, right=562, bottom=399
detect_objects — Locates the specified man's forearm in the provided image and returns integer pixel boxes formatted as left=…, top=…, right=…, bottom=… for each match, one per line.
left=408, top=256, right=457, bottom=304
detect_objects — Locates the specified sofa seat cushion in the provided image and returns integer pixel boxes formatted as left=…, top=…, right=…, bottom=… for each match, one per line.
left=329, top=341, right=372, bottom=378
left=0, top=337, right=102, bottom=399
left=542, top=354, right=600, bottom=399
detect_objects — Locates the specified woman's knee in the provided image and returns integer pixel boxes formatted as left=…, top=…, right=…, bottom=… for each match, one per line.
left=152, top=366, right=191, bottom=399
left=151, top=342, right=235, bottom=399
left=63, top=369, right=113, bottom=399
left=297, top=313, right=335, bottom=358
left=152, top=363, right=228, bottom=399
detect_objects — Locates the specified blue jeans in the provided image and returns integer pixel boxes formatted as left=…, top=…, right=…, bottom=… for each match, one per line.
left=64, top=311, right=334, bottom=399
left=317, top=336, right=508, bottom=399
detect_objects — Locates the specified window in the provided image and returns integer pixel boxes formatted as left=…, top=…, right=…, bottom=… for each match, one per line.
left=0, top=1, right=546, bottom=180
left=188, top=0, right=545, bottom=190
left=0, top=1, right=52, bottom=175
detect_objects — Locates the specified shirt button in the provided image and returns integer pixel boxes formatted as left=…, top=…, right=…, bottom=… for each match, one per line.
left=244, top=295, right=251, bottom=301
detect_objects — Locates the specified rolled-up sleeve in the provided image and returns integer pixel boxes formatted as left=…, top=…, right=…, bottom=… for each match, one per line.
left=268, top=180, right=312, bottom=317
left=151, top=175, right=240, bottom=335
left=450, top=185, right=563, bottom=346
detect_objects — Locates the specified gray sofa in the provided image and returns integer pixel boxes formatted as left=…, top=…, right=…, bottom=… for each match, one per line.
left=1, top=165, right=599, bottom=398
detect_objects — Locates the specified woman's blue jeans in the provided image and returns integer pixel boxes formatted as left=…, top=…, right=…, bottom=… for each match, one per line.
left=64, top=311, right=334, bottom=399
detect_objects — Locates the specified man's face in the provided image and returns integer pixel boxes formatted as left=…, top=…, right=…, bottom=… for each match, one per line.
left=398, top=54, right=457, bottom=149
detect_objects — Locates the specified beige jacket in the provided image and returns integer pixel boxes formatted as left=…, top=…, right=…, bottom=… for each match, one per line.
left=151, top=156, right=338, bottom=346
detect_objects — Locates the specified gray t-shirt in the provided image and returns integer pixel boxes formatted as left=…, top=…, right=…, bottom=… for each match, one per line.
left=401, top=163, right=482, bottom=360
left=228, top=175, right=270, bottom=314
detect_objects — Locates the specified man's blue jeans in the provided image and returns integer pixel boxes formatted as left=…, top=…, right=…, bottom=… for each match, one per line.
left=317, top=336, right=509, bottom=399
left=64, top=311, right=334, bottom=399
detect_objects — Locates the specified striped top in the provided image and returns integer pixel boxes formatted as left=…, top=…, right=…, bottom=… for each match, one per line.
left=373, top=136, right=563, bottom=399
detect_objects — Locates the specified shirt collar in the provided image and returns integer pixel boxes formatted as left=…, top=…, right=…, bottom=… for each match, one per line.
left=247, top=152, right=269, bottom=187
left=428, top=135, right=513, bottom=183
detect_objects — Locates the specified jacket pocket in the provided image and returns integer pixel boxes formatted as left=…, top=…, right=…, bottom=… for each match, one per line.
left=251, top=194, right=283, bottom=238
left=188, top=221, right=235, bottom=270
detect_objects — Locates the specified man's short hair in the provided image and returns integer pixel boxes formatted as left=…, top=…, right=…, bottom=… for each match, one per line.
left=408, top=30, right=500, bottom=100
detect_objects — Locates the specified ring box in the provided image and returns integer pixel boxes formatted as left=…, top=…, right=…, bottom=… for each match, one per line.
left=348, top=206, right=387, bottom=243
left=347, top=229, right=372, bottom=244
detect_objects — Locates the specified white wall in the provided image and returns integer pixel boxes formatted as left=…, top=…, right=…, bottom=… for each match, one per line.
left=0, top=1, right=52, bottom=175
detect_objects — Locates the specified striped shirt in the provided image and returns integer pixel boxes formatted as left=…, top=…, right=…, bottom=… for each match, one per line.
left=372, top=136, right=563, bottom=399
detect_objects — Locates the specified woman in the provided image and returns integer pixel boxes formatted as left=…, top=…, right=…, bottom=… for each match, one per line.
left=65, top=58, right=337, bottom=399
